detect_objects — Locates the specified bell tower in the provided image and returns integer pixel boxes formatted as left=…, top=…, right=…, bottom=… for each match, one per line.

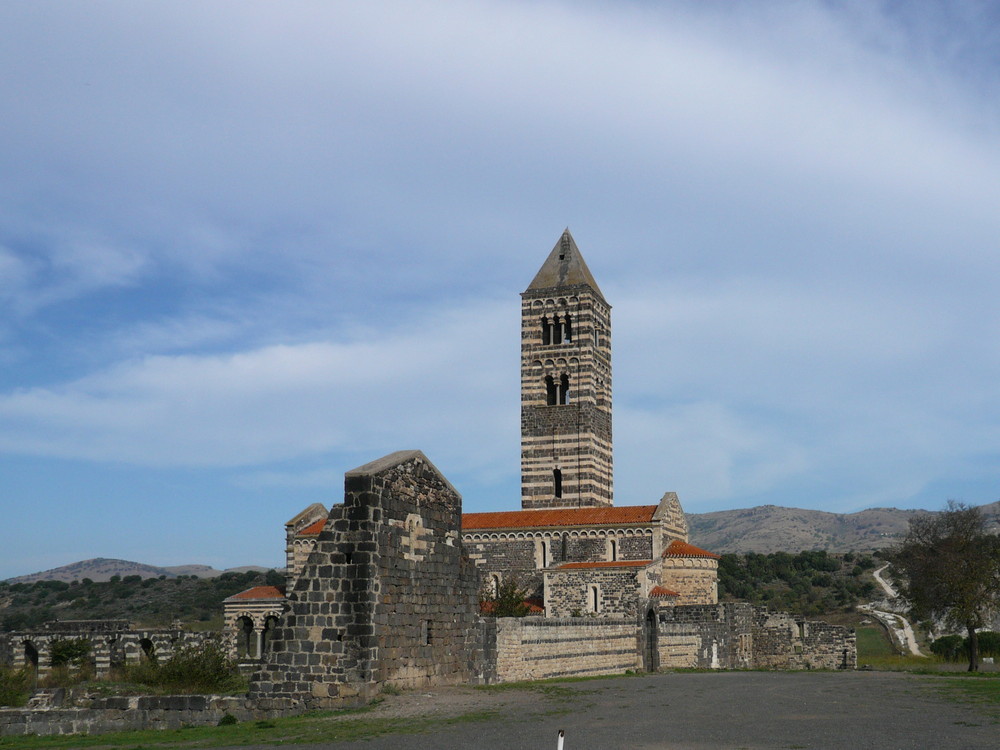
left=520, top=230, right=612, bottom=509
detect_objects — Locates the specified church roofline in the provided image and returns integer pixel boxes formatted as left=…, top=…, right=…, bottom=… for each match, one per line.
left=462, top=505, right=657, bottom=531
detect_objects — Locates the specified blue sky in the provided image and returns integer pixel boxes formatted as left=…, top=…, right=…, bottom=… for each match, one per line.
left=2, top=1, right=999, bottom=579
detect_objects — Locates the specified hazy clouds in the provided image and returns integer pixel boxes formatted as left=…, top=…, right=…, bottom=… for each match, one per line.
left=1, top=1, right=999, bottom=576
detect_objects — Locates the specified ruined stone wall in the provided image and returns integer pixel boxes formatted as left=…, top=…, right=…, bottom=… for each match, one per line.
left=250, top=451, right=486, bottom=709
left=493, top=617, right=638, bottom=682
left=654, top=603, right=855, bottom=671
left=0, top=695, right=294, bottom=738
left=3, top=626, right=218, bottom=678
left=656, top=603, right=753, bottom=669
left=661, top=557, right=719, bottom=605
left=751, top=610, right=856, bottom=670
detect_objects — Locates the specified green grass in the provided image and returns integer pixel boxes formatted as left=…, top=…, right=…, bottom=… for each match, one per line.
left=920, top=672, right=1000, bottom=719
left=856, top=625, right=897, bottom=659
left=0, top=707, right=501, bottom=749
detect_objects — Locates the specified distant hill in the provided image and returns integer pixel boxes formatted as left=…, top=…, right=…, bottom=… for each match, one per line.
left=687, top=501, right=1000, bottom=554
left=8, top=502, right=1000, bottom=582
left=6, top=558, right=269, bottom=584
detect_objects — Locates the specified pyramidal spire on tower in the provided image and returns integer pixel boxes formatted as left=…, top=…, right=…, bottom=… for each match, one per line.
left=525, top=228, right=605, bottom=302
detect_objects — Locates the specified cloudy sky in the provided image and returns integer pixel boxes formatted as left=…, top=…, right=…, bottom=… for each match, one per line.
left=1, top=1, right=999, bottom=579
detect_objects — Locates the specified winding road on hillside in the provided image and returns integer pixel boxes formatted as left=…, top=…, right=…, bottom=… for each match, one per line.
left=860, top=564, right=923, bottom=656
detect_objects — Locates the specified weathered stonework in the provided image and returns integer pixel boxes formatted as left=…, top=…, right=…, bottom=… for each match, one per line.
left=249, top=451, right=486, bottom=709
left=543, top=561, right=660, bottom=618
left=1, top=621, right=219, bottom=679
left=494, top=618, right=639, bottom=682
left=661, top=556, right=719, bottom=606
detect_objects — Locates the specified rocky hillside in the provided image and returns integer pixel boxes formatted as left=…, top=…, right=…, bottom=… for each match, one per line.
left=6, top=558, right=268, bottom=584
left=687, top=501, right=1000, bottom=553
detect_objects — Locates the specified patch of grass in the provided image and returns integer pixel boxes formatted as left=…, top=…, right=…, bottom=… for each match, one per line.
left=0, top=708, right=501, bottom=749
left=857, top=625, right=897, bottom=659
left=859, top=653, right=935, bottom=672
left=922, top=673, right=1000, bottom=718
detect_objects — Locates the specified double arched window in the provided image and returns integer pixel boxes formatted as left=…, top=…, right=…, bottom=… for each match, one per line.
left=545, top=374, right=570, bottom=405
left=541, top=315, right=572, bottom=345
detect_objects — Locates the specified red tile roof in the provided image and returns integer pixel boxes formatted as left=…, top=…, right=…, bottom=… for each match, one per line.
left=662, top=539, right=720, bottom=560
left=224, top=585, right=286, bottom=601
left=649, top=586, right=680, bottom=598
left=297, top=518, right=326, bottom=537
left=462, top=505, right=658, bottom=530
left=479, top=598, right=545, bottom=615
left=556, top=560, right=652, bottom=569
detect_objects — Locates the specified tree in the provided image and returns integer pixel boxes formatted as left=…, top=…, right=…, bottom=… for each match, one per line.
left=480, top=575, right=530, bottom=617
left=888, top=502, right=1000, bottom=671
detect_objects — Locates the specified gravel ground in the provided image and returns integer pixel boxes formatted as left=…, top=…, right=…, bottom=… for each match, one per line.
left=226, top=670, right=1000, bottom=750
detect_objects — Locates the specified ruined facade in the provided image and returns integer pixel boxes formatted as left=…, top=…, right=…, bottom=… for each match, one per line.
left=0, top=621, right=218, bottom=680
left=249, top=451, right=487, bottom=709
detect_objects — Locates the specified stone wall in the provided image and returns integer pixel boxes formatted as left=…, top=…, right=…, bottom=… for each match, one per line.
left=655, top=603, right=855, bottom=671
left=493, top=617, right=639, bottom=681
left=751, top=610, right=857, bottom=670
left=661, top=557, right=719, bottom=605
left=544, top=563, right=658, bottom=618
left=0, top=695, right=292, bottom=738
left=464, top=536, right=544, bottom=597
left=463, top=528, right=656, bottom=600
left=249, top=451, right=487, bottom=709
left=657, top=603, right=753, bottom=669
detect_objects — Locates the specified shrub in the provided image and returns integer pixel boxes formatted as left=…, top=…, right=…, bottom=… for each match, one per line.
left=974, top=631, right=1000, bottom=657
left=480, top=576, right=530, bottom=617
left=930, top=634, right=966, bottom=662
left=0, top=667, right=32, bottom=707
left=126, top=640, right=245, bottom=693
left=49, top=637, right=92, bottom=668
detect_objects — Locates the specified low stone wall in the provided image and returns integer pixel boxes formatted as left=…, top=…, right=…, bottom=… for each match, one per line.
left=0, top=695, right=297, bottom=738
left=494, top=617, right=639, bottom=682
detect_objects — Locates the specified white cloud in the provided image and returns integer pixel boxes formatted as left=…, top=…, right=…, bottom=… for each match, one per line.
left=0, top=301, right=517, bottom=473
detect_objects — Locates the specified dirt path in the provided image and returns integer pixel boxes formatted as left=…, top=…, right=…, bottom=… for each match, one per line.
left=865, top=564, right=923, bottom=656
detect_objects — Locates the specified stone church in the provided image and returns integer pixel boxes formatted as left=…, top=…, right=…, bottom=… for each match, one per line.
left=462, top=230, right=721, bottom=616
left=223, top=232, right=855, bottom=708
left=227, top=230, right=720, bottom=638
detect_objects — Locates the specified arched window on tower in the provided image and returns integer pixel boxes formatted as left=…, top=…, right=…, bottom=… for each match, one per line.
left=559, top=374, right=570, bottom=405
left=563, top=316, right=572, bottom=343
left=552, top=315, right=563, bottom=345
left=553, top=468, right=563, bottom=498
left=541, top=316, right=551, bottom=345
left=545, top=375, right=557, bottom=405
